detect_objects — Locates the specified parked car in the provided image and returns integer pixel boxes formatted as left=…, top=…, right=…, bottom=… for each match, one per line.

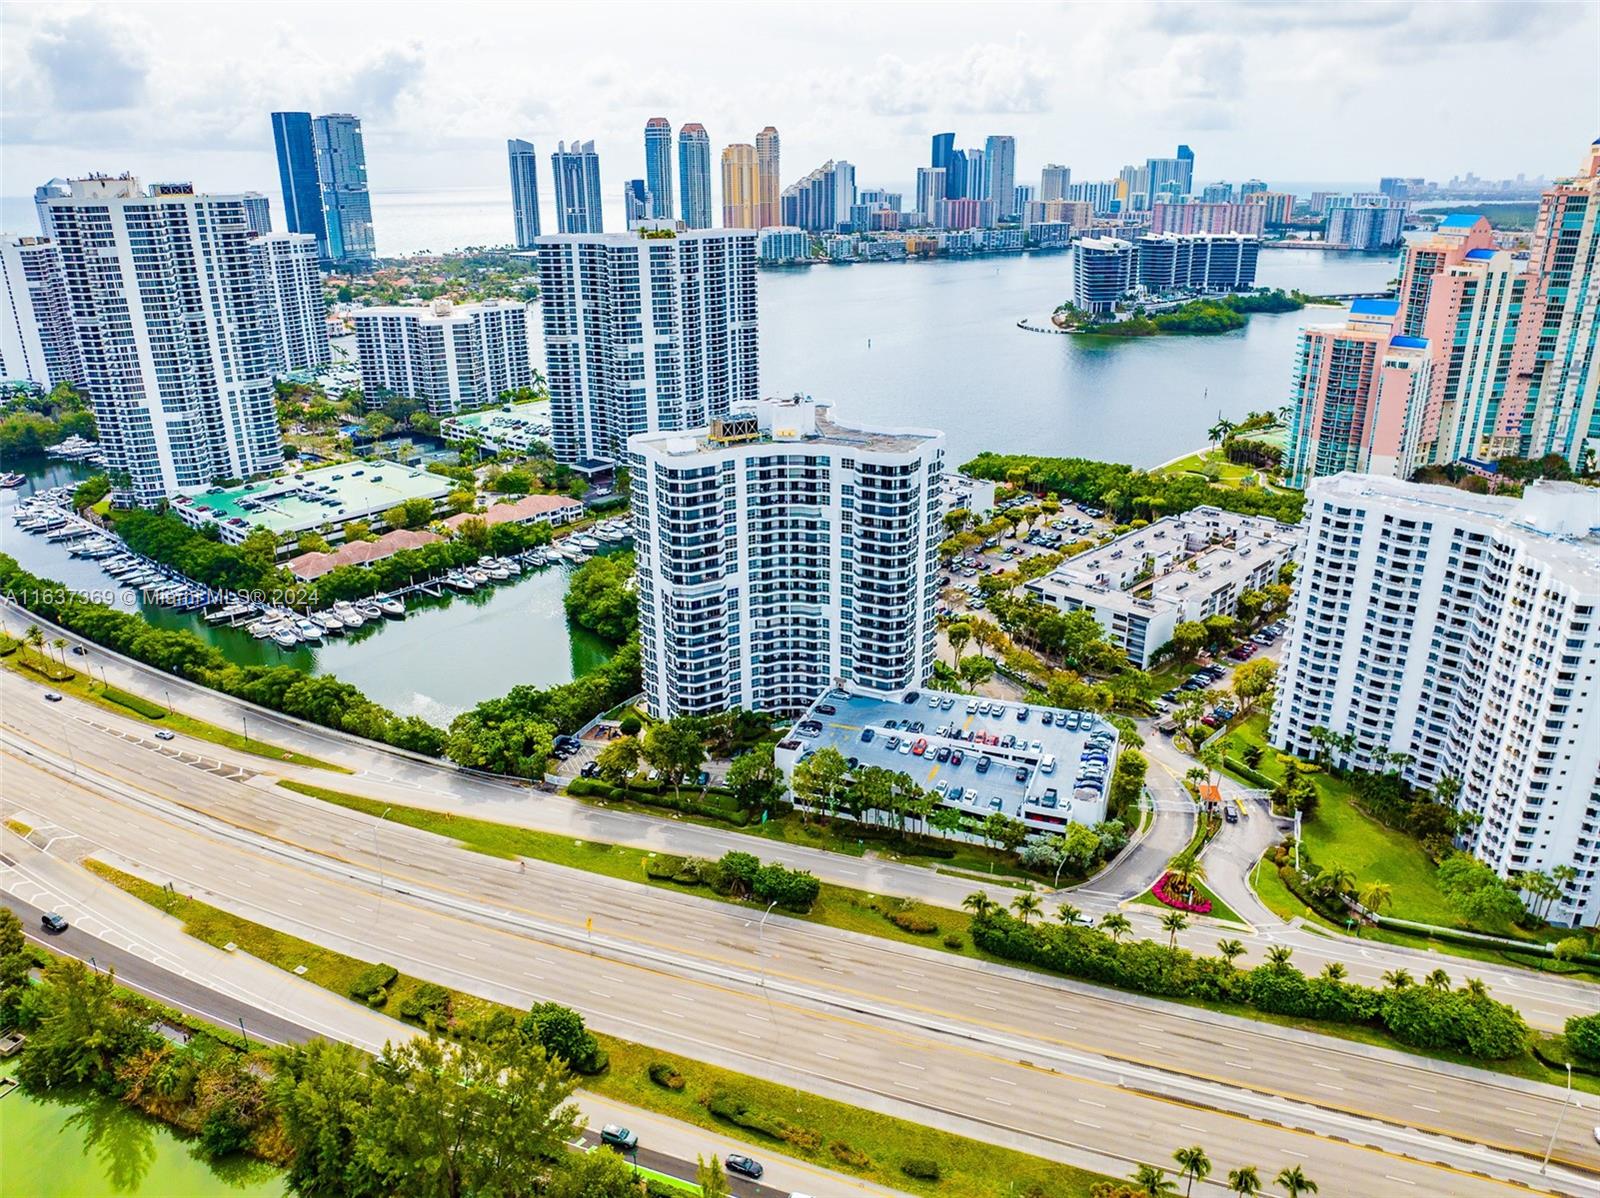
left=860, top=727, right=875, bottom=743
left=885, top=735, right=900, bottom=750
left=1040, top=710, right=1054, bottom=726
left=725, top=1155, right=764, bottom=1180
left=580, top=760, right=600, bottom=778
left=951, top=750, right=964, bottom=766
left=1014, top=766, right=1029, bottom=783
left=976, top=755, right=991, bottom=773
left=912, top=738, right=928, bottom=756
left=816, top=703, right=837, bottom=715
left=1016, top=707, right=1029, bottom=723
left=1224, top=806, right=1240, bottom=824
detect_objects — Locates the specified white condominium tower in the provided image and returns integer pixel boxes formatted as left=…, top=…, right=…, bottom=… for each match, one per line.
left=535, top=225, right=758, bottom=463
left=0, top=234, right=81, bottom=389
left=1271, top=473, right=1600, bottom=926
left=250, top=233, right=331, bottom=375
left=630, top=396, right=944, bottom=718
left=354, top=298, right=534, bottom=417
left=45, top=176, right=283, bottom=506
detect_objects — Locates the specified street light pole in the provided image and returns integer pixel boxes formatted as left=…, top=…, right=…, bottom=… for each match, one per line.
left=1541, top=1062, right=1574, bottom=1174
left=756, top=899, right=778, bottom=987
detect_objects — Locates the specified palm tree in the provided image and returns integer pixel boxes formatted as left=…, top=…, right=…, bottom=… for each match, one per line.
left=1265, top=945, right=1295, bottom=970
left=1425, top=968, right=1452, bottom=991
left=1461, top=977, right=1489, bottom=1000
left=1130, top=1163, right=1181, bottom=1197
left=1382, top=968, right=1413, bottom=991
left=51, top=637, right=67, bottom=665
left=1101, top=912, right=1133, bottom=943
left=1357, top=881, right=1392, bottom=918
left=946, top=620, right=972, bottom=667
left=1228, top=1164, right=1263, bottom=1196
left=1216, top=938, right=1246, bottom=967
left=962, top=891, right=998, bottom=919
left=1012, top=893, right=1043, bottom=924
left=1173, top=1145, right=1212, bottom=1196
left=1056, top=902, right=1084, bottom=926
left=1274, top=1164, right=1317, bottom=1196
left=1161, top=909, right=1189, bottom=950
left=1319, top=962, right=1347, bottom=982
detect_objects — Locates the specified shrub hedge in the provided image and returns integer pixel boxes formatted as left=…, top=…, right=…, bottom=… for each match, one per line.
left=970, top=910, right=1528, bottom=1060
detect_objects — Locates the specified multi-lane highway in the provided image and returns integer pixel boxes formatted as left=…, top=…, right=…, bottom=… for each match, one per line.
left=6, top=606, right=1594, bottom=1036
left=3, top=678, right=1595, bottom=1196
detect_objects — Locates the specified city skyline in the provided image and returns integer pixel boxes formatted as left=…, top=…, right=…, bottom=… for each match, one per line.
left=3, top=2, right=1591, bottom=219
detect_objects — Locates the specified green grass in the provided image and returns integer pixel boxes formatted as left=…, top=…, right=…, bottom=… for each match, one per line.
left=86, top=858, right=1114, bottom=1198
left=102, top=685, right=168, bottom=720
left=278, top=781, right=981, bottom=954
left=0, top=651, right=348, bottom=772
left=1132, top=877, right=1243, bottom=925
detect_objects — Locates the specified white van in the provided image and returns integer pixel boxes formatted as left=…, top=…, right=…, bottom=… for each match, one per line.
left=1040, top=754, right=1057, bottom=775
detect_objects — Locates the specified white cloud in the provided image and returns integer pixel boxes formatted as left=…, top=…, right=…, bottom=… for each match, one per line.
left=853, top=43, right=1055, bottom=119
left=30, top=11, right=149, bottom=112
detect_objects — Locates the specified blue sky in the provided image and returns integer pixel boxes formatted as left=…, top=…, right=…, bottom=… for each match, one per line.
left=3, top=0, right=1595, bottom=205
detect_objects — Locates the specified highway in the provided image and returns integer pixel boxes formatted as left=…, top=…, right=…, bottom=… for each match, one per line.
left=3, top=683, right=1595, bottom=1195
left=6, top=608, right=1594, bottom=1035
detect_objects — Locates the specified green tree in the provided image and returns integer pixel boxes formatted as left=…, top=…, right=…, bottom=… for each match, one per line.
left=594, top=735, right=641, bottom=785
left=697, top=1153, right=731, bottom=1198
left=1173, top=1145, right=1211, bottom=1196
left=945, top=619, right=973, bottom=667
left=958, top=653, right=996, bottom=688
left=1564, top=1012, right=1600, bottom=1064
left=725, top=744, right=784, bottom=812
left=272, top=1039, right=385, bottom=1198
left=1216, top=938, right=1246, bottom=967
left=0, top=909, right=33, bottom=1027
left=791, top=746, right=850, bottom=825
left=1160, top=909, right=1189, bottom=950
left=445, top=711, right=555, bottom=778
left=356, top=1024, right=583, bottom=1198
left=1227, top=1165, right=1262, bottom=1196
left=1231, top=657, right=1277, bottom=714
left=962, top=891, right=999, bottom=919
left=1171, top=621, right=1207, bottom=661
left=563, top=552, right=639, bottom=642
left=1108, top=748, right=1148, bottom=822
left=1100, top=912, right=1132, bottom=942
left=641, top=717, right=708, bottom=798
left=1011, top=893, right=1043, bottom=923
left=1274, top=1165, right=1317, bottom=1197
left=543, top=1147, right=643, bottom=1197
left=1130, top=1162, right=1181, bottom=1197
left=15, top=958, right=158, bottom=1093
left=521, top=1002, right=607, bottom=1074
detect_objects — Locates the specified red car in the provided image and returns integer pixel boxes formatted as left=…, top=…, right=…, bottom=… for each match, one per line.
left=912, top=738, right=928, bottom=756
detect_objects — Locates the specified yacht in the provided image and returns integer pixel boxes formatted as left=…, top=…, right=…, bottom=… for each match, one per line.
left=379, top=597, right=406, bottom=619
left=574, top=535, right=601, bottom=551
left=294, top=618, right=324, bottom=643
left=355, top=600, right=383, bottom=622
left=272, top=626, right=300, bottom=649
left=445, top=571, right=476, bottom=593
left=484, top=561, right=510, bottom=582
left=466, top=567, right=490, bottom=586
left=312, top=611, right=345, bottom=635
left=332, top=601, right=366, bottom=627
left=499, top=556, right=522, bottom=576
left=249, top=618, right=281, bottom=639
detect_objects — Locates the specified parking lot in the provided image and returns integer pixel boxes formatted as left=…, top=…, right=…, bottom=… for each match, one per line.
left=1153, top=619, right=1289, bottom=732
left=943, top=502, right=1111, bottom=615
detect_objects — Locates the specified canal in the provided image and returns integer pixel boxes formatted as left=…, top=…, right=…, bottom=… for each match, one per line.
left=0, top=1062, right=286, bottom=1197
left=1, top=459, right=614, bottom=724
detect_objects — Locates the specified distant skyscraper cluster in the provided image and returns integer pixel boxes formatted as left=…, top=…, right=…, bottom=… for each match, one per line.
left=1287, top=140, right=1600, bottom=483
left=272, top=111, right=375, bottom=268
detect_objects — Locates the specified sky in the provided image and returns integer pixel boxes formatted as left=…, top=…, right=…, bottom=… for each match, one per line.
left=3, top=0, right=1597, bottom=212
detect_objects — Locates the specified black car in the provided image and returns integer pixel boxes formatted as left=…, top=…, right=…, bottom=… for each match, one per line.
left=816, top=704, right=837, bottom=715
left=70, top=645, right=87, bottom=656
left=935, top=745, right=951, bottom=763
left=40, top=912, right=68, bottom=934
left=580, top=761, right=600, bottom=778
left=1015, top=766, right=1029, bottom=783
left=725, top=1154, right=764, bottom=1180
left=1224, top=805, right=1240, bottom=824
left=860, top=727, right=875, bottom=743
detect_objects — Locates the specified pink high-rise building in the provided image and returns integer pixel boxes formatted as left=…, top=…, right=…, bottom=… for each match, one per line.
left=1149, top=200, right=1264, bottom=237
left=1395, top=214, right=1494, bottom=338
left=1285, top=298, right=1433, bottom=486
left=1245, top=191, right=1296, bottom=226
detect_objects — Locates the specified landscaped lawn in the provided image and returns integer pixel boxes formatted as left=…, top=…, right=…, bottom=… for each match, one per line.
left=1133, top=877, right=1244, bottom=926
left=1221, top=714, right=1462, bottom=927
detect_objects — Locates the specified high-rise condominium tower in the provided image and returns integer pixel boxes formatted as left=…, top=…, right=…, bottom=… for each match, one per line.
left=630, top=396, right=944, bottom=718
left=756, top=126, right=781, bottom=228
left=355, top=298, right=534, bottom=417
left=0, top=234, right=81, bottom=389
left=1516, top=141, right=1600, bottom=469
left=535, top=226, right=758, bottom=463
left=270, top=112, right=328, bottom=254
left=678, top=124, right=712, bottom=229
left=250, top=233, right=331, bottom=375
left=552, top=140, right=604, bottom=234
left=985, top=135, right=1016, bottom=218
left=644, top=118, right=675, bottom=221
left=46, top=176, right=283, bottom=506
left=721, top=144, right=758, bottom=229
left=242, top=193, right=272, bottom=234
left=1039, top=164, right=1071, bottom=202
left=311, top=113, right=375, bottom=267
left=507, top=139, right=541, bottom=248
left=931, top=132, right=963, bottom=198
left=1271, top=474, right=1600, bottom=927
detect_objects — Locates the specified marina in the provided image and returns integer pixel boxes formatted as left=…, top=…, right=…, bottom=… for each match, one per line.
left=0, top=459, right=622, bottom=721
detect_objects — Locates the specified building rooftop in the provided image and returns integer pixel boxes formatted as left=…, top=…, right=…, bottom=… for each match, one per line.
left=630, top=397, right=942, bottom=459
left=287, top=528, right=442, bottom=579
left=1439, top=213, right=1484, bottom=228
left=441, top=492, right=582, bottom=531
left=1391, top=334, right=1429, bottom=349
left=782, top=687, right=1115, bottom=833
left=175, top=459, right=450, bottom=536
left=1350, top=297, right=1401, bottom=317
left=1464, top=247, right=1498, bottom=261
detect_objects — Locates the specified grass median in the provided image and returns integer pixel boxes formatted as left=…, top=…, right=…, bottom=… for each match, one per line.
left=85, top=858, right=1115, bottom=1198
left=1, top=649, right=347, bottom=772
left=274, top=781, right=1595, bottom=1096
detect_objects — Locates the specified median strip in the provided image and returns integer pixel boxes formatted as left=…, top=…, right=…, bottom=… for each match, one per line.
left=84, top=858, right=1116, bottom=1198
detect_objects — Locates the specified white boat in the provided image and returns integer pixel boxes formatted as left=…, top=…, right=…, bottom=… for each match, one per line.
left=250, top=620, right=280, bottom=640
left=332, top=601, right=366, bottom=626
left=574, top=535, right=601, bottom=551
left=356, top=600, right=383, bottom=621
left=294, top=618, right=324, bottom=643
left=379, top=597, right=405, bottom=619
left=312, top=611, right=344, bottom=635
left=466, top=567, right=489, bottom=586
left=272, top=627, right=300, bottom=648
left=484, top=562, right=510, bottom=582
left=445, top=571, right=476, bottom=593
left=500, top=556, right=522, bottom=575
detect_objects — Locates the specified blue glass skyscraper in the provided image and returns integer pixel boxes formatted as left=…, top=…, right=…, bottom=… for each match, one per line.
left=644, top=118, right=674, bottom=221
left=312, top=114, right=375, bottom=267
left=272, top=111, right=327, bottom=253
left=931, top=132, right=965, bottom=199
left=552, top=140, right=604, bottom=234
left=508, top=139, right=541, bottom=248
left=678, top=124, right=712, bottom=229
